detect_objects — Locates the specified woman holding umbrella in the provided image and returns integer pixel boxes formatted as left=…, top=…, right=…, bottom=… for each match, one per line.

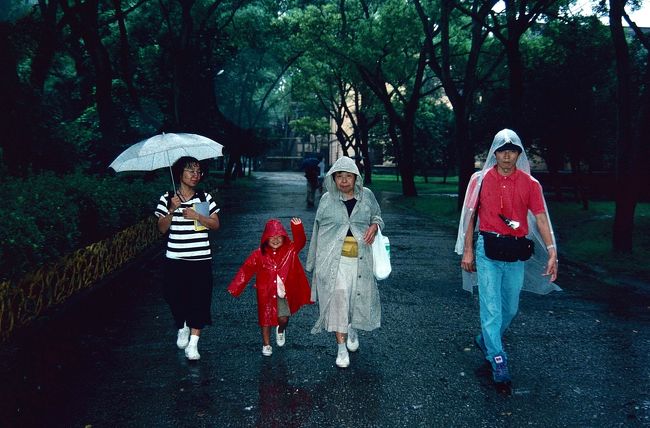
left=155, top=156, right=220, bottom=361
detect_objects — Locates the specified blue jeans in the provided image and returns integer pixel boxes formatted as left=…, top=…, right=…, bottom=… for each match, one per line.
left=475, top=235, right=524, bottom=362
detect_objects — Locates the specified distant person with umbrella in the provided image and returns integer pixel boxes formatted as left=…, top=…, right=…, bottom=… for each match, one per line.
left=301, top=156, right=320, bottom=207
left=317, top=156, right=325, bottom=193
left=155, top=156, right=220, bottom=361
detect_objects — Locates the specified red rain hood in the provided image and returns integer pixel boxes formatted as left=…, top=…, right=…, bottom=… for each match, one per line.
left=260, top=219, right=290, bottom=247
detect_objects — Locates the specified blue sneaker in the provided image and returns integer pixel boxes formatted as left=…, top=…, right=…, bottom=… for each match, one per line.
left=492, top=354, right=511, bottom=384
left=475, top=334, right=487, bottom=356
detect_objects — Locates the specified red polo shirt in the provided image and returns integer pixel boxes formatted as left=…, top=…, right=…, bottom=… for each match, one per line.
left=478, top=167, right=546, bottom=237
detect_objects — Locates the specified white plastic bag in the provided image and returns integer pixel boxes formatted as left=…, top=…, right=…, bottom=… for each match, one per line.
left=372, top=226, right=391, bottom=280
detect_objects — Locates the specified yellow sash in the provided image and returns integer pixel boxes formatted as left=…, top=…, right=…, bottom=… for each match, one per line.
left=341, top=236, right=358, bottom=258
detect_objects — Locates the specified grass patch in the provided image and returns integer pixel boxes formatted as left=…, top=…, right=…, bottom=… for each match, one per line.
left=369, top=174, right=459, bottom=195
left=547, top=201, right=650, bottom=280
left=368, top=175, right=650, bottom=281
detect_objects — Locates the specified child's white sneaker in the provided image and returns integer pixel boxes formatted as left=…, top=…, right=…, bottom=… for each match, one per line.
left=176, top=324, right=190, bottom=349
left=346, top=324, right=359, bottom=352
left=262, top=345, right=273, bottom=356
left=336, top=346, right=350, bottom=368
left=276, top=326, right=286, bottom=347
left=185, top=335, right=200, bottom=360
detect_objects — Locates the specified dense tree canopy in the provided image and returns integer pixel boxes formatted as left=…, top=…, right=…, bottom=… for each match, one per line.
left=0, top=0, right=648, bottom=255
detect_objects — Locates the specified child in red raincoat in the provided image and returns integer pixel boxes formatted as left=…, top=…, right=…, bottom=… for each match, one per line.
left=227, top=218, right=312, bottom=356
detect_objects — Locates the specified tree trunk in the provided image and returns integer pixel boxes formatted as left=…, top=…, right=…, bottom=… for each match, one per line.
left=0, top=22, right=26, bottom=173
left=29, top=0, right=59, bottom=93
left=454, top=110, right=474, bottom=210
left=610, top=0, right=637, bottom=253
left=112, top=0, right=141, bottom=108
left=399, top=125, right=418, bottom=196
left=62, top=0, right=118, bottom=168
left=355, top=52, right=423, bottom=197
left=359, top=131, right=373, bottom=185
left=355, top=108, right=376, bottom=185
left=505, top=38, right=524, bottom=130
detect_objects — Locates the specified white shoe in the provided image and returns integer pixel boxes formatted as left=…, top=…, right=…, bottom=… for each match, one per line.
left=276, top=327, right=286, bottom=347
left=176, top=324, right=190, bottom=349
left=336, top=348, right=350, bottom=368
left=346, top=325, right=359, bottom=352
left=262, top=345, right=273, bottom=356
left=185, top=335, right=200, bottom=360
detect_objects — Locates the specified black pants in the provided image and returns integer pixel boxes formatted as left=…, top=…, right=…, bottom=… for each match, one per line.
left=163, top=258, right=213, bottom=330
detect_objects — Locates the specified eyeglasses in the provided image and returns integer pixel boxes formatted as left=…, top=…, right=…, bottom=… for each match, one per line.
left=184, top=168, right=203, bottom=177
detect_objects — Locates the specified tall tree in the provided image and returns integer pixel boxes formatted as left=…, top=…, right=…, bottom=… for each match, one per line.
left=287, top=1, right=436, bottom=196
left=350, top=0, right=433, bottom=196
left=213, top=2, right=305, bottom=180
left=608, top=0, right=646, bottom=252
left=29, top=0, right=60, bottom=94
left=60, top=0, right=118, bottom=168
left=522, top=17, right=616, bottom=205
left=293, top=53, right=381, bottom=184
left=415, top=0, right=502, bottom=206
left=481, top=0, right=561, bottom=130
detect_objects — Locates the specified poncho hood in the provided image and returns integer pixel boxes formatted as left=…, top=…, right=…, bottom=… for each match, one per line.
left=324, top=156, right=363, bottom=199
left=484, top=128, right=530, bottom=174
left=260, top=219, right=290, bottom=248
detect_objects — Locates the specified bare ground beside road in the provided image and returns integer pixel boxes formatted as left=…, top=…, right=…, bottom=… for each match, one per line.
left=0, top=171, right=649, bottom=427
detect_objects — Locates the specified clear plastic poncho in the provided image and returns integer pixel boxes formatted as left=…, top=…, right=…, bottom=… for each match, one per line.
left=454, top=129, right=561, bottom=294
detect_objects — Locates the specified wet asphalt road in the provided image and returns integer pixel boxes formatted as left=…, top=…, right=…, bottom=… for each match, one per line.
left=1, top=171, right=649, bottom=427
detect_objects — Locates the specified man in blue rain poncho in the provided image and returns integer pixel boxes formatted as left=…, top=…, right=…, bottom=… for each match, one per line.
left=455, top=129, right=560, bottom=387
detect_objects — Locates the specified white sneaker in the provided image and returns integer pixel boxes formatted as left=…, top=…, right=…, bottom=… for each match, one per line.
left=346, top=325, right=359, bottom=352
left=176, top=324, right=190, bottom=349
left=185, top=336, right=200, bottom=360
left=276, top=327, right=286, bottom=347
left=262, top=345, right=273, bottom=356
left=336, top=348, right=350, bottom=368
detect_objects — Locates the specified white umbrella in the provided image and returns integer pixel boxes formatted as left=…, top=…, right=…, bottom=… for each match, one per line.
left=109, top=132, right=223, bottom=192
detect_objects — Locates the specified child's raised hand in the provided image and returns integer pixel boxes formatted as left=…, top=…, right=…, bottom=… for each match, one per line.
left=291, top=217, right=302, bottom=225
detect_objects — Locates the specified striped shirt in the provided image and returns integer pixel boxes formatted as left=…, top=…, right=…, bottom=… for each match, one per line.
left=155, top=191, right=218, bottom=260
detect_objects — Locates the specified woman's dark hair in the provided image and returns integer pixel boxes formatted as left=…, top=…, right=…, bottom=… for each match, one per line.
left=171, top=156, right=201, bottom=181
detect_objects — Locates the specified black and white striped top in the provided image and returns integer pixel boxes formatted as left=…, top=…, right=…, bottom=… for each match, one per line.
left=154, top=191, right=218, bottom=261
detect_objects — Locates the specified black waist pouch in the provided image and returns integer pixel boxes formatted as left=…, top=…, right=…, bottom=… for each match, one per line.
left=481, top=232, right=534, bottom=262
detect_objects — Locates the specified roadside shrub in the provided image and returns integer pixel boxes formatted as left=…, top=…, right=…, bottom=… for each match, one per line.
left=0, top=171, right=170, bottom=282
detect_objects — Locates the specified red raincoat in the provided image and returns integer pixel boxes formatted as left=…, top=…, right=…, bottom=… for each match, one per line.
left=227, top=219, right=312, bottom=326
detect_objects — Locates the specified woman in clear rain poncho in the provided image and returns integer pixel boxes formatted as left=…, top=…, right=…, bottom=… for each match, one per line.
left=455, top=128, right=559, bottom=386
left=306, top=156, right=384, bottom=369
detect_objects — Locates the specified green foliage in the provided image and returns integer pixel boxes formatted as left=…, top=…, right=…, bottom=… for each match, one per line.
left=521, top=17, right=617, bottom=171
left=0, top=170, right=173, bottom=282
left=289, top=117, right=330, bottom=137
left=2, top=0, right=646, bottom=276
left=215, top=2, right=303, bottom=131
left=414, top=99, right=455, bottom=177
left=60, top=107, right=101, bottom=168
left=547, top=201, right=650, bottom=280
